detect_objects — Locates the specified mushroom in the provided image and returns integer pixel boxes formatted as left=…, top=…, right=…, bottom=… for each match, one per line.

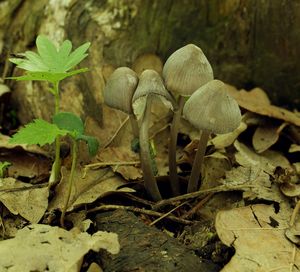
left=162, top=44, right=213, bottom=195
left=132, top=69, right=175, bottom=201
left=104, top=67, right=139, bottom=138
left=182, top=79, right=242, bottom=193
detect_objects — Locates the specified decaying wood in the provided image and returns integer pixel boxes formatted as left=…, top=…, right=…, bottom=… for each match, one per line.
left=95, top=209, right=219, bottom=272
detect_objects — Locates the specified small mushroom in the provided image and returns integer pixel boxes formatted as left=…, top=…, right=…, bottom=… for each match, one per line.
left=162, top=44, right=213, bottom=195
left=132, top=69, right=175, bottom=201
left=183, top=79, right=241, bottom=193
left=104, top=67, right=139, bottom=138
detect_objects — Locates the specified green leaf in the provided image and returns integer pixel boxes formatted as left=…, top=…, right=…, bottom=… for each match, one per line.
left=36, top=35, right=60, bottom=71
left=63, top=42, right=90, bottom=71
left=9, top=35, right=90, bottom=74
left=7, top=68, right=88, bottom=82
left=77, top=134, right=99, bottom=156
left=9, top=119, right=68, bottom=146
left=53, top=112, right=84, bottom=136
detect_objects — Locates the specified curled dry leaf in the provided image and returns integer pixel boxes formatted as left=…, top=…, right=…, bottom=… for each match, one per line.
left=49, top=167, right=134, bottom=212
left=0, top=224, right=119, bottom=272
left=0, top=178, right=48, bottom=223
left=216, top=204, right=299, bottom=272
left=226, top=85, right=300, bottom=126
left=252, top=122, right=288, bottom=153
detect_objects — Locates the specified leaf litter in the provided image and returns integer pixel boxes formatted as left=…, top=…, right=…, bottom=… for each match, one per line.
left=2, top=66, right=300, bottom=270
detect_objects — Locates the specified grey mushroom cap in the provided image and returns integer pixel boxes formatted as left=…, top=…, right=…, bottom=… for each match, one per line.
left=104, top=67, right=138, bottom=114
left=163, top=44, right=214, bottom=96
left=132, top=69, right=176, bottom=119
left=183, top=80, right=242, bottom=134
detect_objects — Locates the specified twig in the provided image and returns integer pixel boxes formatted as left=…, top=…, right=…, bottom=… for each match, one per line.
left=87, top=204, right=193, bottom=225
left=290, top=198, right=300, bottom=226
left=103, top=116, right=129, bottom=148
left=181, top=193, right=214, bottom=219
left=149, top=201, right=188, bottom=226
left=152, top=184, right=258, bottom=210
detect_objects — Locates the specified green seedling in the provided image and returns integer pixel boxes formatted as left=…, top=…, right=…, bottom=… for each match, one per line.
left=8, top=35, right=90, bottom=184
left=0, top=161, right=11, bottom=178
left=9, top=111, right=99, bottom=227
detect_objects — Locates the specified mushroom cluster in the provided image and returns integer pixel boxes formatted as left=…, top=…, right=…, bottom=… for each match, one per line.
left=103, top=44, right=241, bottom=201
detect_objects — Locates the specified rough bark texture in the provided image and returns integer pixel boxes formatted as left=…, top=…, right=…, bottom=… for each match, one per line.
left=1, top=0, right=300, bottom=126
left=95, top=209, right=219, bottom=272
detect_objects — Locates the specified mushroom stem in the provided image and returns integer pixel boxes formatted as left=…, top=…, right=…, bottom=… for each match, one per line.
left=168, top=95, right=185, bottom=196
left=187, top=130, right=210, bottom=193
left=129, top=113, right=139, bottom=139
left=139, top=95, right=162, bottom=201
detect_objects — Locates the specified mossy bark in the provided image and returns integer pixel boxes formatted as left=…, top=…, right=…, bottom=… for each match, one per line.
left=1, top=0, right=300, bottom=129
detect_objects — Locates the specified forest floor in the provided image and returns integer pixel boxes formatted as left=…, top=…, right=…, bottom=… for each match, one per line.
left=0, top=83, right=300, bottom=272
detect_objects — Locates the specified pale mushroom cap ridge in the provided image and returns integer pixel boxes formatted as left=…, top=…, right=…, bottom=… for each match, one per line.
left=163, top=44, right=214, bottom=96
left=183, top=80, right=241, bottom=134
left=104, top=67, right=138, bottom=114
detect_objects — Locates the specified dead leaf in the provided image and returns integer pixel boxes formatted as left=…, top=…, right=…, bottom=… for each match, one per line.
left=49, top=167, right=134, bottom=212
left=209, top=122, right=247, bottom=149
left=234, top=141, right=291, bottom=174
left=0, top=178, right=48, bottom=223
left=226, top=86, right=300, bottom=126
left=252, top=122, right=288, bottom=153
left=97, top=146, right=141, bottom=180
left=0, top=224, right=119, bottom=272
left=216, top=204, right=299, bottom=272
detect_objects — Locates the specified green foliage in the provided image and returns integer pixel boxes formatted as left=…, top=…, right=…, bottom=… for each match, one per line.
left=53, top=112, right=84, bottom=136
left=9, top=35, right=90, bottom=82
left=53, top=112, right=99, bottom=156
left=0, top=161, right=11, bottom=178
left=9, top=119, right=68, bottom=146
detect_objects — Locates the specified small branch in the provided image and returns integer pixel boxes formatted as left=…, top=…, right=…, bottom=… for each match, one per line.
left=88, top=204, right=193, bottom=225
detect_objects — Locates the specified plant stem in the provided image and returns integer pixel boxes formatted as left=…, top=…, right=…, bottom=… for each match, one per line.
left=168, top=95, right=185, bottom=196
left=60, top=138, right=77, bottom=227
left=49, top=81, right=61, bottom=185
left=129, top=113, right=139, bottom=139
left=187, top=130, right=210, bottom=193
left=139, top=95, right=162, bottom=201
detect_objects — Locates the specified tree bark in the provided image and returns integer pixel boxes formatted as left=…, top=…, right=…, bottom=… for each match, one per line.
left=1, top=0, right=300, bottom=129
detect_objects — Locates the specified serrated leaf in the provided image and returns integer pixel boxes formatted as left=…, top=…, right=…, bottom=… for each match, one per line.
left=9, top=119, right=68, bottom=146
left=77, top=135, right=99, bottom=156
left=53, top=112, right=84, bottom=136
left=7, top=68, right=88, bottom=82
left=63, top=42, right=90, bottom=71
left=36, top=35, right=60, bottom=71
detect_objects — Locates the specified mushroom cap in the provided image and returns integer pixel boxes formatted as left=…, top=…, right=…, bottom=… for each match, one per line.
left=104, top=67, right=138, bottom=114
left=132, top=53, right=163, bottom=76
left=132, top=69, right=175, bottom=120
left=162, top=44, right=214, bottom=96
left=183, top=80, right=241, bottom=134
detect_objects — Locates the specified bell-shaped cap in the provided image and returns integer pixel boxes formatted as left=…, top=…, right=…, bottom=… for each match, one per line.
left=163, top=44, right=214, bottom=96
left=104, top=67, right=138, bottom=114
left=183, top=80, right=241, bottom=134
left=132, top=69, right=175, bottom=120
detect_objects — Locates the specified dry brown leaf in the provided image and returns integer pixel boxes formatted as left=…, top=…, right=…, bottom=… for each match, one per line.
left=224, top=166, right=283, bottom=202
left=97, top=146, right=141, bottom=180
left=0, top=178, right=48, bottom=223
left=252, top=122, right=288, bottom=153
left=0, top=224, right=119, bottom=272
left=234, top=141, right=291, bottom=174
left=289, top=144, right=300, bottom=153
left=49, top=167, right=134, bottom=212
left=227, top=85, right=300, bottom=126
left=216, top=204, right=299, bottom=272
left=209, top=122, right=247, bottom=149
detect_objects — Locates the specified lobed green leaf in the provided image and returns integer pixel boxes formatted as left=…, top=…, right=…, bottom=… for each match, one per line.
left=9, top=119, right=68, bottom=146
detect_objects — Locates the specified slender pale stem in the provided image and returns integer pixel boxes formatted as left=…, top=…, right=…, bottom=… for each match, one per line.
left=139, top=95, right=162, bottom=201
left=60, top=138, right=77, bottom=227
left=168, top=96, right=185, bottom=196
left=49, top=81, right=61, bottom=185
left=187, top=130, right=210, bottom=193
left=129, top=113, right=139, bottom=139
